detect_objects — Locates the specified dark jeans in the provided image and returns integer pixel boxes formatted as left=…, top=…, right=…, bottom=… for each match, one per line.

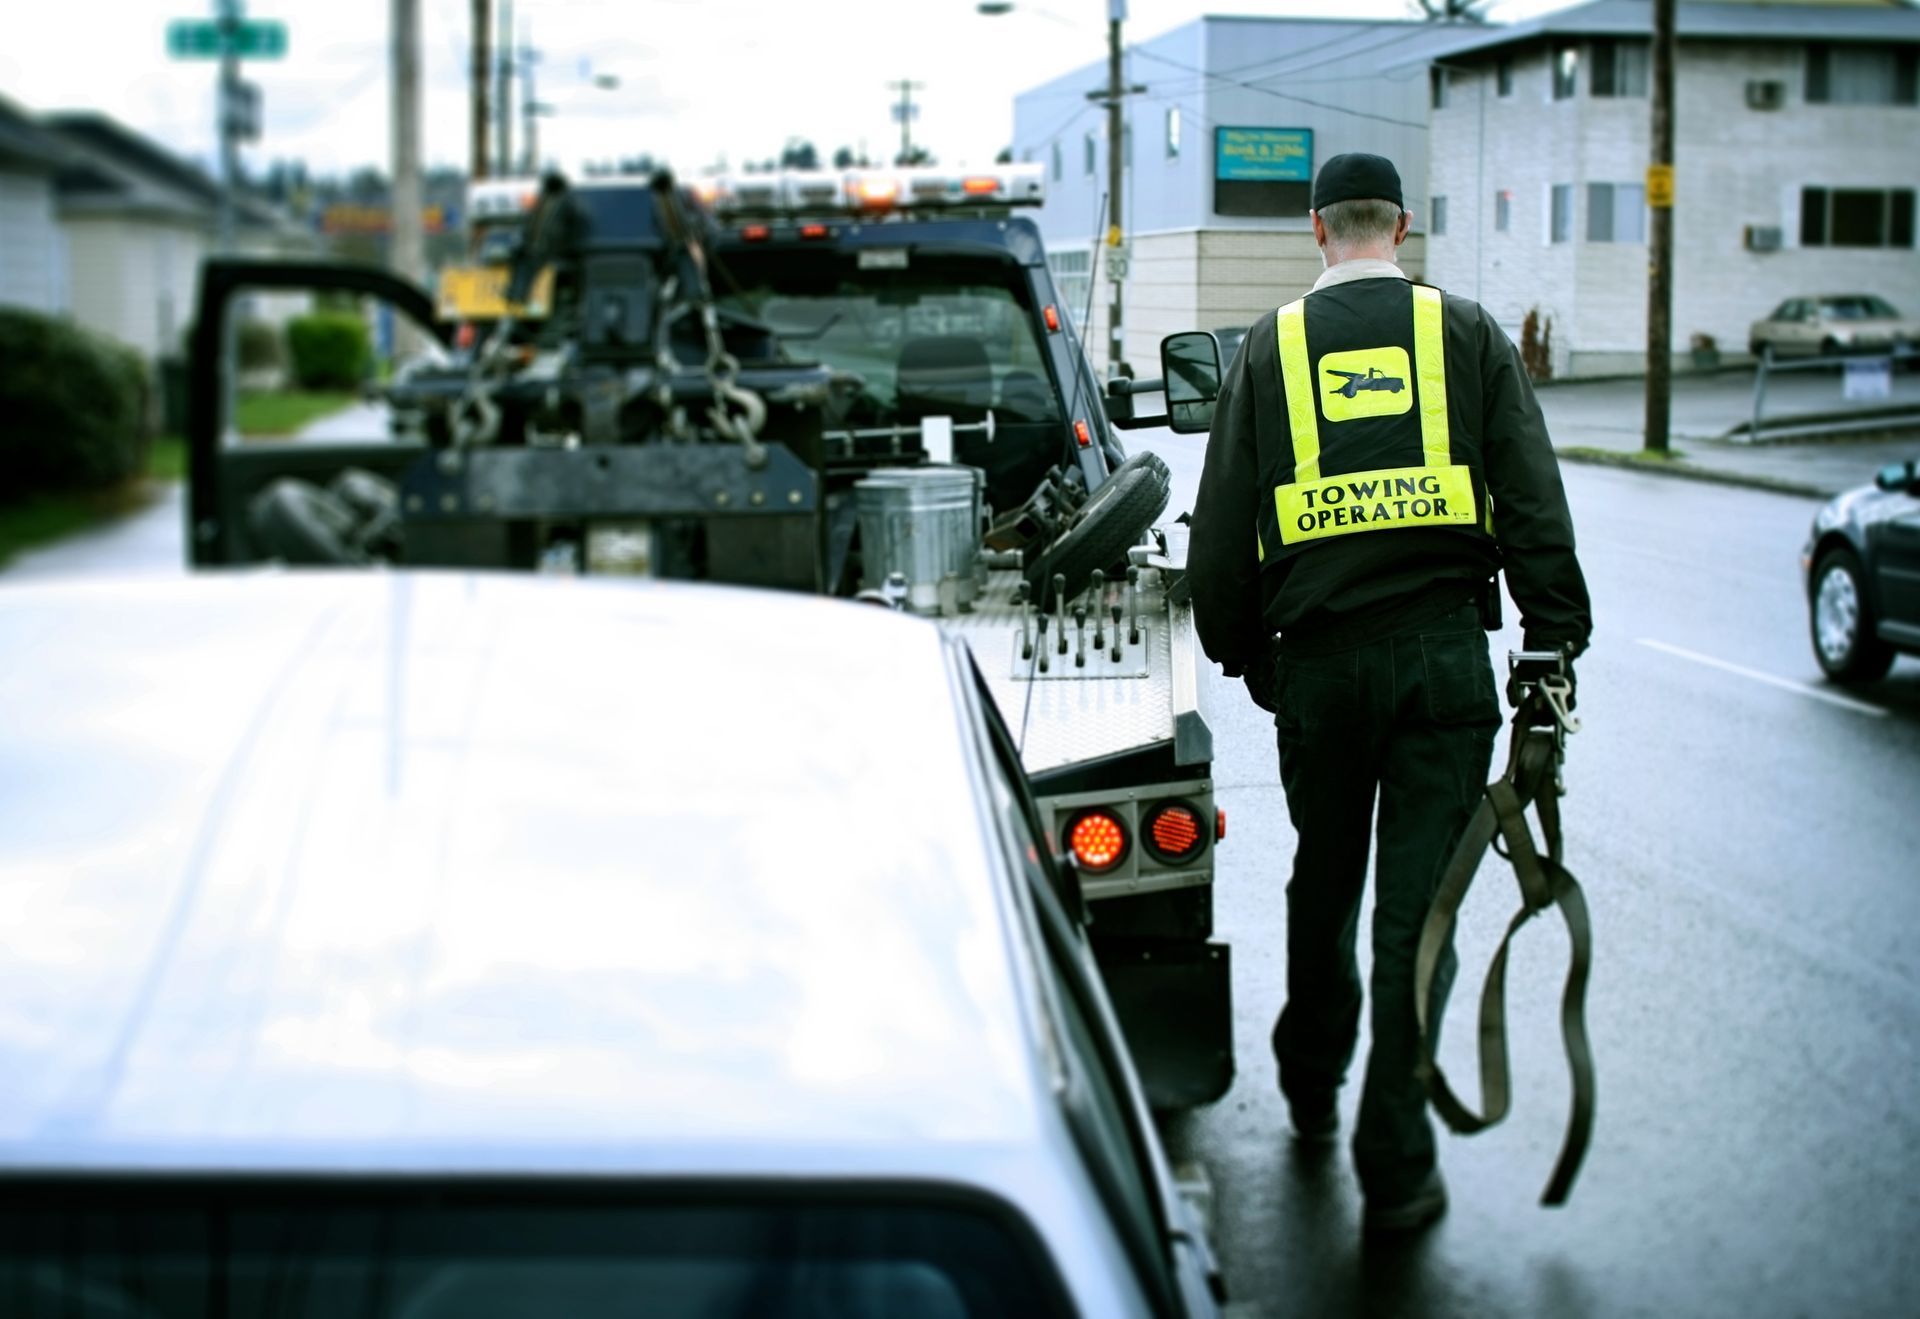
left=1268, top=603, right=1500, bottom=1199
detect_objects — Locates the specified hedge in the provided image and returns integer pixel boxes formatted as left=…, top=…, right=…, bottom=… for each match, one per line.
left=0, top=308, right=150, bottom=501
left=286, top=312, right=372, bottom=391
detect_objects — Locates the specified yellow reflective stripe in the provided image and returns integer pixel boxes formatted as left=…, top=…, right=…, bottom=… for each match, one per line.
left=1275, top=298, right=1321, bottom=483
left=1411, top=285, right=1451, bottom=467
left=1257, top=524, right=1266, bottom=562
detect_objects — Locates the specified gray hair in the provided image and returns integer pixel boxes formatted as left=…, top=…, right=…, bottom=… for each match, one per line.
left=1315, top=198, right=1404, bottom=248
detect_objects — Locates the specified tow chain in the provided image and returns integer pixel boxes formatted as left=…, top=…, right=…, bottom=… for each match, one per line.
left=659, top=185, right=769, bottom=468
left=1413, top=667, right=1596, bottom=1207
left=451, top=316, right=513, bottom=447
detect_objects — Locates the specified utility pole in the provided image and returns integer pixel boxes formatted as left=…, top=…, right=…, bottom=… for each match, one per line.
left=391, top=0, right=424, bottom=351
left=1084, top=3, right=1143, bottom=376
left=1105, top=3, right=1125, bottom=376
left=887, top=79, right=923, bottom=164
left=1643, top=0, right=1676, bottom=453
left=470, top=0, right=490, bottom=179
left=217, top=0, right=243, bottom=437
left=520, top=42, right=541, bottom=173
left=495, top=0, right=513, bottom=175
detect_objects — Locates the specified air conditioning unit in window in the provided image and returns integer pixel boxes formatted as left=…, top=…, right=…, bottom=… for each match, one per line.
left=1744, top=79, right=1785, bottom=110
left=1744, top=224, right=1783, bottom=252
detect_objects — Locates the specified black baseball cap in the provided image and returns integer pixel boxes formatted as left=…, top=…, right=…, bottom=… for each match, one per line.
left=1311, top=152, right=1404, bottom=212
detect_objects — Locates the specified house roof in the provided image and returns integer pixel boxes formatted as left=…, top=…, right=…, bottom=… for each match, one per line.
left=0, top=94, right=73, bottom=174
left=1400, top=0, right=1920, bottom=66
left=42, top=111, right=290, bottom=233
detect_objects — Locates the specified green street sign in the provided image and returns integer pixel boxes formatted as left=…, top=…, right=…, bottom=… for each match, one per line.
left=167, top=18, right=287, bottom=60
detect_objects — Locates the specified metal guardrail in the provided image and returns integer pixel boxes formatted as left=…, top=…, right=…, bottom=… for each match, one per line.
left=1750, top=344, right=1920, bottom=439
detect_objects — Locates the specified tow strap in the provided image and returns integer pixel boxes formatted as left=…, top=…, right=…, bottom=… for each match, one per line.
left=1413, top=670, right=1595, bottom=1207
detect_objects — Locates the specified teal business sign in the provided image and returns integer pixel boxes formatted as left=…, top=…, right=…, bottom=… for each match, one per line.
left=1214, top=127, right=1313, bottom=183
left=167, top=18, right=287, bottom=60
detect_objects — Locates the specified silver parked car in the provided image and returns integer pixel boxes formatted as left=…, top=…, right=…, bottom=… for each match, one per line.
left=1749, top=294, right=1920, bottom=358
left=0, top=574, right=1222, bottom=1318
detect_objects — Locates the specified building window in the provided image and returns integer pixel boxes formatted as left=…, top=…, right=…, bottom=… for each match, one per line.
left=1549, top=184, right=1573, bottom=243
left=1431, top=67, right=1450, bottom=110
left=1552, top=45, right=1579, bottom=100
left=1166, top=106, right=1180, bottom=158
left=1591, top=39, right=1650, bottom=97
left=1084, top=133, right=1096, bottom=176
left=1801, top=187, right=1917, bottom=248
left=1431, top=196, right=1449, bottom=236
left=1586, top=182, right=1646, bottom=242
left=1494, top=189, right=1512, bottom=232
left=1806, top=44, right=1919, bottom=106
left=1496, top=58, right=1513, bottom=98
left=1051, top=142, right=1061, bottom=181
left=1049, top=249, right=1092, bottom=329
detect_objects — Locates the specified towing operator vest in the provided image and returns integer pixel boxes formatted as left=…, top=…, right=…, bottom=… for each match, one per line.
left=1259, top=280, right=1493, bottom=564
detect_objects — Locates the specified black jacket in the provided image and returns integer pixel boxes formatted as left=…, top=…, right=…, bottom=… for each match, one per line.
left=1188, top=274, right=1591, bottom=674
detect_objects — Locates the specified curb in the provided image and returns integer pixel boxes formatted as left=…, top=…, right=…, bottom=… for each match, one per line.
left=1555, top=446, right=1832, bottom=499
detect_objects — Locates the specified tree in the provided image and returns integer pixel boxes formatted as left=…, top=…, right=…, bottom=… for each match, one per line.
left=831, top=145, right=858, bottom=169
left=780, top=138, right=820, bottom=171
left=894, top=145, right=933, bottom=167
left=995, top=147, right=1014, bottom=165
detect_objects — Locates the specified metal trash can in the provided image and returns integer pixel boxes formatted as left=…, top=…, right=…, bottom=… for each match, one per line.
left=854, top=466, right=983, bottom=615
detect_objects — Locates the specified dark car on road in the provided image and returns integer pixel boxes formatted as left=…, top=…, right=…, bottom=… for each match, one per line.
left=1804, top=458, right=1920, bottom=682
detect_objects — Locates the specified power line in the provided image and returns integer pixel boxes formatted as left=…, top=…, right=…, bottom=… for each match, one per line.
left=1132, top=46, right=1430, bottom=130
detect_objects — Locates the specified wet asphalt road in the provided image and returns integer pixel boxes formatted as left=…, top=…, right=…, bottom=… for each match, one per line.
left=1138, top=431, right=1920, bottom=1318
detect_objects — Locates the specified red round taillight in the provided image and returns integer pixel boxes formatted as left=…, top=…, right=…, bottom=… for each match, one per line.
left=1142, top=801, right=1208, bottom=864
left=1068, top=810, right=1129, bottom=873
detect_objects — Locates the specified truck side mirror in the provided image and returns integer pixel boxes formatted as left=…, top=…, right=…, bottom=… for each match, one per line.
left=1161, top=331, right=1221, bottom=434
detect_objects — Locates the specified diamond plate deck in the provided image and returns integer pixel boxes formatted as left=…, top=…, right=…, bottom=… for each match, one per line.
left=941, top=569, right=1179, bottom=773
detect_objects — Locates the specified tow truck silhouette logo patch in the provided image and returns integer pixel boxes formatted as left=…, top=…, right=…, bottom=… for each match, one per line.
left=1328, top=366, right=1404, bottom=398
left=1316, top=346, right=1414, bottom=422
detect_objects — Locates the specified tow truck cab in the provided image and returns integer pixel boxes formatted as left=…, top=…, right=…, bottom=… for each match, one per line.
left=183, top=163, right=1232, bottom=1109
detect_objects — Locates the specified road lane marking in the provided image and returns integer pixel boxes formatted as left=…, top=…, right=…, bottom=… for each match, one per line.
left=1636, top=639, right=1887, bottom=717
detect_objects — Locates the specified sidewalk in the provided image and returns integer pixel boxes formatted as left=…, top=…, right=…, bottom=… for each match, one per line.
left=1537, top=367, right=1919, bottom=498
left=1, top=484, right=185, bottom=581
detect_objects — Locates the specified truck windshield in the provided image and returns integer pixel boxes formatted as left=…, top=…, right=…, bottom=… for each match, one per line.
left=0, top=1186, right=1066, bottom=1318
left=714, top=254, right=1067, bottom=510
left=715, top=267, right=1061, bottom=427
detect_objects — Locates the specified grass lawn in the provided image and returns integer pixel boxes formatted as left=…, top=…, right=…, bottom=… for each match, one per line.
left=1558, top=444, right=1691, bottom=466
left=0, top=434, right=188, bottom=569
left=0, top=481, right=159, bottom=568
left=236, top=389, right=357, bottom=436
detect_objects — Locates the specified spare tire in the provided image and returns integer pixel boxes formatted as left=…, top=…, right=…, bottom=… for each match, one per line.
left=1103, top=448, right=1171, bottom=493
left=247, top=478, right=369, bottom=565
left=1025, top=464, right=1169, bottom=607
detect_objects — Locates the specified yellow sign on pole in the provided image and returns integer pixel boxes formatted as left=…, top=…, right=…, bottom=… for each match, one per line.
left=1646, top=163, right=1675, bottom=209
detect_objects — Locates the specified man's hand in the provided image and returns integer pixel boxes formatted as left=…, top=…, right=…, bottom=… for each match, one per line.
left=1507, top=662, right=1576, bottom=721
left=1244, top=654, right=1281, bottom=714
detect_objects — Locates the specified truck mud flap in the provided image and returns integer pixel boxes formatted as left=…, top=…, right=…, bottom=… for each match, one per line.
left=1093, top=938, right=1233, bottom=1111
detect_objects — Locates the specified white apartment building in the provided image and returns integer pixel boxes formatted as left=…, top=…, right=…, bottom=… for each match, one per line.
left=1416, top=0, right=1920, bottom=378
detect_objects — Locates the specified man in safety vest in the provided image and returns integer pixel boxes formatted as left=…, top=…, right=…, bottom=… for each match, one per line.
left=1188, top=152, right=1591, bottom=1233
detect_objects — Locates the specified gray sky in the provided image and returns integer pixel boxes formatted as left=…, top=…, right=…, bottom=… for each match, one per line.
left=2, top=0, right=1565, bottom=180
